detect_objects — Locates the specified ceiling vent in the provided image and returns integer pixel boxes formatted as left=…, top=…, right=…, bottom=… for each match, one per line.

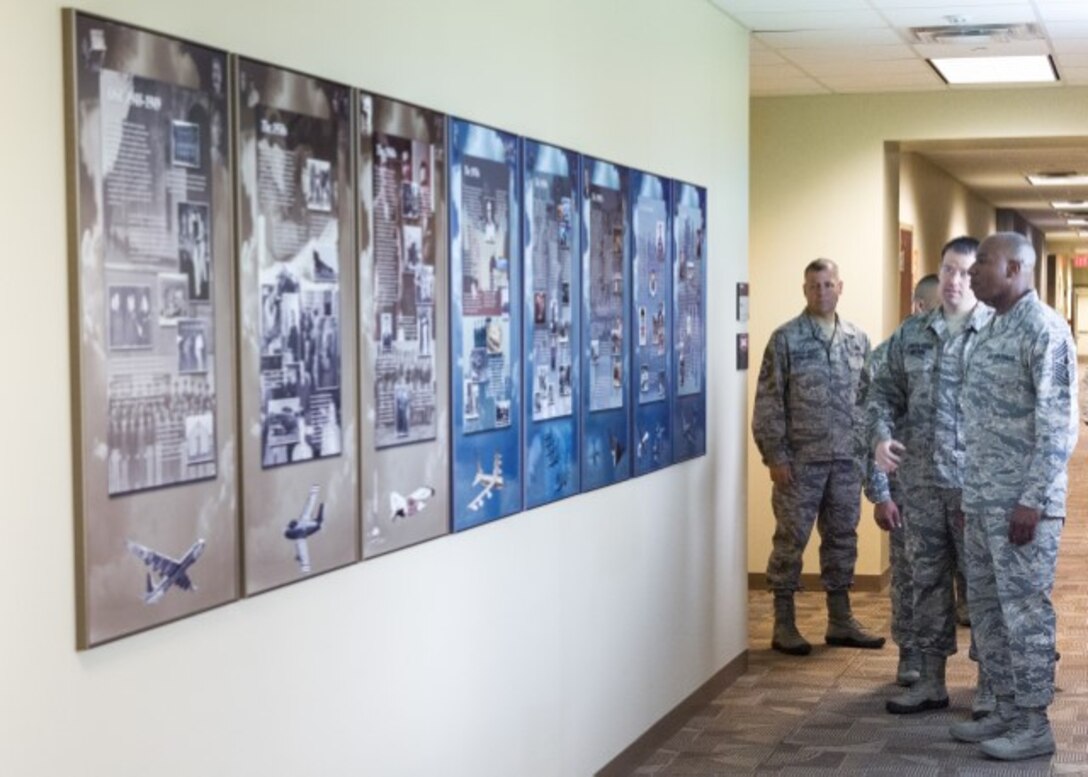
left=909, top=23, right=1044, bottom=46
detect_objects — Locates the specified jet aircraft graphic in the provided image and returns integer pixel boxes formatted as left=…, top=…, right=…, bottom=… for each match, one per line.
left=390, top=486, right=436, bottom=521
left=284, top=484, right=324, bottom=573
left=467, top=453, right=503, bottom=512
left=126, top=538, right=206, bottom=604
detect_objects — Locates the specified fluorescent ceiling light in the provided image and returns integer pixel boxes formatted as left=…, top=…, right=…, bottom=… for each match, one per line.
left=929, top=55, right=1057, bottom=84
left=1068, top=218, right=1088, bottom=226
left=1028, top=173, right=1088, bottom=186
left=1053, top=200, right=1088, bottom=209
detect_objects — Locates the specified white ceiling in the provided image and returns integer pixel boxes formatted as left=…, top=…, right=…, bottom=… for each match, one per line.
left=708, top=0, right=1088, bottom=239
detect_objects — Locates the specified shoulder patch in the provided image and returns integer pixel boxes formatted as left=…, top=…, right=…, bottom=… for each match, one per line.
left=1053, top=338, right=1071, bottom=387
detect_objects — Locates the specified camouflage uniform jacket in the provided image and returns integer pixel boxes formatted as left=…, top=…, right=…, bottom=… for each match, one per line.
left=860, top=340, right=895, bottom=505
left=961, top=291, right=1078, bottom=516
left=867, top=303, right=993, bottom=492
left=753, top=311, right=871, bottom=467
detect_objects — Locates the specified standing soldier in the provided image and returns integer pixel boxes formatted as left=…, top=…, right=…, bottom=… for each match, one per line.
left=753, top=258, right=884, bottom=655
left=861, top=272, right=941, bottom=687
left=867, top=237, right=992, bottom=714
left=948, top=232, right=1077, bottom=760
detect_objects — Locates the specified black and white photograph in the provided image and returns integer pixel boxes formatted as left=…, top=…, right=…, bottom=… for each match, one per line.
left=107, top=285, right=153, bottom=350
left=158, top=273, right=188, bottom=325
left=178, top=319, right=209, bottom=373
left=303, top=157, right=333, bottom=212
left=171, top=120, right=201, bottom=168
left=185, top=411, right=215, bottom=464
left=178, top=202, right=211, bottom=301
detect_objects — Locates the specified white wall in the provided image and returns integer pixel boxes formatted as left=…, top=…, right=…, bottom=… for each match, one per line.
left=0, top=1, right=750, bottom=775
left=748, top=88, right=1088, bottom=579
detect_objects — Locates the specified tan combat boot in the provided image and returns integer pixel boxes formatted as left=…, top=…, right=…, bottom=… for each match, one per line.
left=825, top=590, right=885, bottom=649
left=886, top=653, right=949, bottom=714
left=771, top=591, right=811, bottom=656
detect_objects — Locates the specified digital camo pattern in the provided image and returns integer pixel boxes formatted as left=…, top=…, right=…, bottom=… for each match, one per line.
left=752, top=312, right=870, bottom=467
left=860, top=340, right=892, bottom=505
left=965, top=511, right=1061, bottom=707
left=765, top=460, right=861, bottom=592
left=903, top=486, right=966, bottom=656
left=961, top=291, right=1078, bottom=515
left=867, top=304, right=993, bottom=492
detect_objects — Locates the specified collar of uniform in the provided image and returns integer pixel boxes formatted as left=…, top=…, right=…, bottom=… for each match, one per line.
left=925, top=302, right=992, bottom=338
left=800, top=309, right=841, bottom=341
left=991, top=289, right=1038, bottom=333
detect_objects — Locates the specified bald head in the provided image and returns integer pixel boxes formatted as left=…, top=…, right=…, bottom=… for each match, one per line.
left=969, top=231, right=1036, bottom=313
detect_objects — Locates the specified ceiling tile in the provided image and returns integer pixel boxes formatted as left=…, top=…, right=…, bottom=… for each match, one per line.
left=750, top=79, right=833, bottom=96
left=1054, top=53, right=1088, bottom=68
left=752, top=62, right=811, bottom=79
left=730, top=9, right=887, bottom=31
left=1057, top=66, right=1088, bottom=82
left=778, top=44, right=918, bottom=64
left=751, top=47, right=789, bottom=65
left=712, top=0, right=870, bottom=12
left=755, top=28, right=906, bottom=47
left=1035, top=2, right=1088, bottom=23
left=878, top=5, right=1038, bottom=28
left=1046, top=22, right=1088, bottom=41
left=800, top=59, right=934, bottom=78
left=818, top=71, right=944, bottom=89
left=868, top=0, right=1031, bottom=7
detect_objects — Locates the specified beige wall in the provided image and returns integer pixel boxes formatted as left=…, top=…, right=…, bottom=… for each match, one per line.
left=899, top=151, right=996, bottom=276
left=749, top=88, right=1088, bottom=579
left=0, top=2, right=750, bottom=775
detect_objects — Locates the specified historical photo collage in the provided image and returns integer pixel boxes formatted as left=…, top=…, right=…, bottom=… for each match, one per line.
left=370, top=129, right=439, bottom=447
left=587, top=182, right=626, bottom=412
left=460, top=154, right=513, bottom=434
left=675, top=198, right=706, bottom=396
left=255, top=105, right=343, bottom=467
left=101, top=69, right=218, bottom=496
left=528, top=168, right=575, bottom=422
left=634, top=194, right=669, bottom=405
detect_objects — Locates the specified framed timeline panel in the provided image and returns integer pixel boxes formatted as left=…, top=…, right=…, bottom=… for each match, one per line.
left=672, top=181, right=707, bottom=461
left=65, top=11, right=239, bottom=647
left=449, top=119, right=522, bottom=531
left=522, top=140, right=580, bottom=508
left=581, top=158, right=631, bottom=491
left=235, top=58, right=358, bottom=593
left=630, top=170, right=672, bottom=476
left=358, top=93, right=450, bottom=556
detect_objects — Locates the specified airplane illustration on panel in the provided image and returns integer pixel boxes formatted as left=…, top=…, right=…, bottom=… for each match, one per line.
left=390, top=486, right=436, bottom=521
left=126, top=538, right=206, bottom=604
left=467, top=453, right=503, bottom=512
left=284, top=484, right=325, bottom=573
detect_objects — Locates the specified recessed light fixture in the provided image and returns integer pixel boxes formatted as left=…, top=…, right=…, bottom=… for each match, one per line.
left=1068, top=218, right=1088, bottom=226
left=1052, top=200, right=1088, bottom=209
left=1028, top=172, right=1088, bottom=186
left=929, top=55, right=1058, bottom=84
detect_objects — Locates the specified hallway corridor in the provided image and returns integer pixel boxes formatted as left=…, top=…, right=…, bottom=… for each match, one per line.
left=630, top=420, right=1088, bottom=775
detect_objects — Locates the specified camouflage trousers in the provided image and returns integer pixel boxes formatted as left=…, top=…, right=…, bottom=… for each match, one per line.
left=964, top=509, right=1062, bottom=708
left=767, top=459, right=860, bottom=592
left=903, top=486, right=966, bottom=657
left=888, top=519, right=915, bottom=648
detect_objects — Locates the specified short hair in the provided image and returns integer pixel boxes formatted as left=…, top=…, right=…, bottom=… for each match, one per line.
left=941, top=236, right=979, bottom=257
left=988, top=231, right=1037, bottom=269
left=912, top=274, right=939, bottom=300
left=804, top=258, right=839, bottom=276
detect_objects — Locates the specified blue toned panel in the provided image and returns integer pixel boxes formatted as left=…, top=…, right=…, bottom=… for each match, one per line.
left=581, top=157, right=631, bottom=491
left=522, top=140, right=580, bottom=508
left=672, top=181, right=707, bottom=462
left=449, top=119, right=522, bottom=531
left=630, top=170, right=672, bottom=476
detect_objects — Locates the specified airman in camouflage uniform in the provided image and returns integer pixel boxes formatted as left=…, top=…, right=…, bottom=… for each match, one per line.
left=947, top=232, right=1077, bottom=761
left=860, top=274, right=940, bottom=688
left=753, top=258, right=884, bottom=655
left=867, top=237, right=993, bottom=715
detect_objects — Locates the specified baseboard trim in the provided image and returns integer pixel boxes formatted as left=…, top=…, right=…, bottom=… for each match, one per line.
left=595, top=650, right=749, bottom=777
left=747, top=571, right=889, bottom=593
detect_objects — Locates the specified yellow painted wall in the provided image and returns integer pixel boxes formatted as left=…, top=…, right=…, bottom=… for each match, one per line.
left=749, top=88, right=1088, bottom=579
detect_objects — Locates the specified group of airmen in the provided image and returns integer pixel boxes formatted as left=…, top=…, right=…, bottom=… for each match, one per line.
left=752, top=232, right=1078, bottom=762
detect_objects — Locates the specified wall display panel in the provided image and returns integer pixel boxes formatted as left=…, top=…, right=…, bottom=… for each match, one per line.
left=358, top=93, right=449, bottom=557
left=236, top=58, right=358, bottom=593
left=449, top=119, right=522, bottom=531
left=522, top=140, right=580, bottom=508
left=581, top=158, right=631, bottom=491
left=672, top=181, right=707, bottom=461
left=630, top=171, right=672, bottom=476
left=65, top=11, right=239, bottom=647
